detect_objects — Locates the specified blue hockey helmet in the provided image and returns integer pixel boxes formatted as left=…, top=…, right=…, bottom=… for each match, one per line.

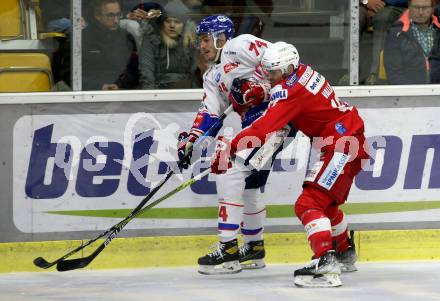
left=196, top=15, right=235, bottom=40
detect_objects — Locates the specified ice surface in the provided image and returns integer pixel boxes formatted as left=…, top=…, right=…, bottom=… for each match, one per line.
left=0, top=262, right=439, bottom=301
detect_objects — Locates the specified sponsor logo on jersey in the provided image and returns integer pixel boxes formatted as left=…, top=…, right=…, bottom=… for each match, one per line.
left=224, top=62, right=239, bottom=74
left=298, top=66, right=313, bottom=86
left=317, top=153, right=350, bottom=190
left=215, top=73, right=221, bottom=83
left=321, top=83, right=333, bottom=99
left=305, top=72, right=325, bottom=95
left=335, top=122, right=347, bottom=135
left=223, top=51, right=237, bottom=55
left=270, top=89, right=288, bottom=102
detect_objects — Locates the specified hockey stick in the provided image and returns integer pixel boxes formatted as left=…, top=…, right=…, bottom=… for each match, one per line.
left=55, top=115, right=287, bottom=271
left=33, top=105, right=233, bottom=270
left=56, top=168, right=211, bottom=272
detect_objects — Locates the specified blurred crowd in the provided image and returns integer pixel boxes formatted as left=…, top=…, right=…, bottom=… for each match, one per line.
left=38, top=0, right=440, bottom=90
left=43, top=0, right=273, bottom=91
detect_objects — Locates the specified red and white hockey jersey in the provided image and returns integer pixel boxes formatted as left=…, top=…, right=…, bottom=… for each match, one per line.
left=190, top=34, right=271, bottom=136
left=231, top=63, right=365, bottom=153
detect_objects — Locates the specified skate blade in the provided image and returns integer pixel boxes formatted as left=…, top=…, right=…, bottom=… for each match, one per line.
left=240, top=259, right=266, bottom=270
left=340, top=263, right=358, bottom=273
left=198, top=260, right=242, bottom=275
left=294, top=273, right=342, bottom=288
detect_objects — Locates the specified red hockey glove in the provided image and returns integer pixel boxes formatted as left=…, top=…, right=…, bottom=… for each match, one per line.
left=229, top=78, right=267, bottom=116
left=177, top=131, right=199, bottom=169
left=210, top=136, right=233, bottom=174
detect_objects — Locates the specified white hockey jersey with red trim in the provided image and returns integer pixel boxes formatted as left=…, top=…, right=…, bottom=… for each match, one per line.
left=190, top=34, right=271, bottom=136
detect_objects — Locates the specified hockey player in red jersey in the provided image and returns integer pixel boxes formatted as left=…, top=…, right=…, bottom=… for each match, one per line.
left=210, top=41, right=369, bottom=287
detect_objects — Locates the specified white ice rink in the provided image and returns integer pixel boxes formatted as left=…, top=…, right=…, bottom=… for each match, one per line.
left=1, top=262, right=439, bottom=301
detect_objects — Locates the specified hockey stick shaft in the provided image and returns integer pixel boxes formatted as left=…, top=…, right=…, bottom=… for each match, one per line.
left=136, top=168, right=211, bottom=215
left=34, top=105, right=232, bottom=269
left=56, top=168, right=211, bottom=271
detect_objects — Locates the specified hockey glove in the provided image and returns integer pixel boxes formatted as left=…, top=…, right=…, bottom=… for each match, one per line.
left=229, top=78, right=268, bottom=116
left=177, top=131, right=199, bottom=169
left=210, top=136, right=233, bottom=174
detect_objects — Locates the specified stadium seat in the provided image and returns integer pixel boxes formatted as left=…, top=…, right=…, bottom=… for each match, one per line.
left=0, top=0, right=24, bottom=40
left=0, top=53, right=53, bottom=92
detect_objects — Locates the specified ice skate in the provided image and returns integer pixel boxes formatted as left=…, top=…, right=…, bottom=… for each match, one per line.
left=293, top=250, right=342, bottom=288
left=198, top=239, right=242, bottom=275
left=337, top=245, right=357, bottom=273
left=239, top=240, right=266, bottom=269
left=337, top=231, right=358, bottom=273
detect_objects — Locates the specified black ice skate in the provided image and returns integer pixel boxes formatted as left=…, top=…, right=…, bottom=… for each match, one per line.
left=198, top=239, right=241, bottom=275
left=293, top=250, right=342, bottom=288
left=337, top=230, right=358, bottom=273
left=239, top=240, right=266, bottom=269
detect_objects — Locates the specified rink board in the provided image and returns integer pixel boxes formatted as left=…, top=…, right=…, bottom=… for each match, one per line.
left=1, top=230, right=440, bottom=273
left=0, top=88, right=439, bottom=243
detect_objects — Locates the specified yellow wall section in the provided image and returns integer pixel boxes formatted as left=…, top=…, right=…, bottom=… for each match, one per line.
left=1, top=230, right=440, bottom=273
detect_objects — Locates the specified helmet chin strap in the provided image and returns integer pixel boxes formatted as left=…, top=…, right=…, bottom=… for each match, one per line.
left=213, top=34, right=224, bottom=63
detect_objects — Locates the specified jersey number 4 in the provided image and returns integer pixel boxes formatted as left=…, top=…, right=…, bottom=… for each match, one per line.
left=219, top=206, right=228, bottom=222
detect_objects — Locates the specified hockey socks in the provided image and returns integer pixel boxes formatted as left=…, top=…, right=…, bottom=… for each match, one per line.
left=328, top=210, right=357, bottom=272
left=300, top=210, right=333, bottom=258
left=218, top=201, right=243, bottom=242
left=329, top=209, right=350, bottom=253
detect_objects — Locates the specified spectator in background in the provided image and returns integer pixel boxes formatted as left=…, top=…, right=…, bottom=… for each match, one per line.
left=39, top=0, right=72, bottom=33
left=430, top=0, right=440, bottom=82
left=384, top=0, right=440, bottom=84
left=139, top=0, right=198, bottom=89
left=124, top=2, right=163, bottom=50
left=363, top=0, right=408, bottom=84
left=82, top=0, right=139, bottom=90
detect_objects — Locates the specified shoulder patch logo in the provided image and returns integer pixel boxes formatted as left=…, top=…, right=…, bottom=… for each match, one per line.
left=285, top=73, right=298, bottom=87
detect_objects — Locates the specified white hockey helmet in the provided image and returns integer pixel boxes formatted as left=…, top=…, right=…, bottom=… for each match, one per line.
left=261, top=42, right=300, bottom=74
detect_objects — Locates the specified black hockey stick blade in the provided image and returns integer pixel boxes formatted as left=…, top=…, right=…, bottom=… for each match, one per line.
left=56, top=244, right=105, bottom=272
left=33, top=241, right=92, bottom=269
left=56, top=256, right=93, bottom=271
left=33, top=257, right=55, bottom=269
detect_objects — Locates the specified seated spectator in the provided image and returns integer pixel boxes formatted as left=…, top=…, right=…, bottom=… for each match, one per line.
left=39, top=0, right=72, bottom=33
left=139, top=0, right=198, bottom=89
left=363, top=0, right=408, bottom=85
left=82, top=0, right=139, bottom=90
left=384, top=0, right=440, bottom=84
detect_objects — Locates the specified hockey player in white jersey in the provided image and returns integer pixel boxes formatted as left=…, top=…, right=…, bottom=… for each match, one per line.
left=177, top=15, right=291, bottom=275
